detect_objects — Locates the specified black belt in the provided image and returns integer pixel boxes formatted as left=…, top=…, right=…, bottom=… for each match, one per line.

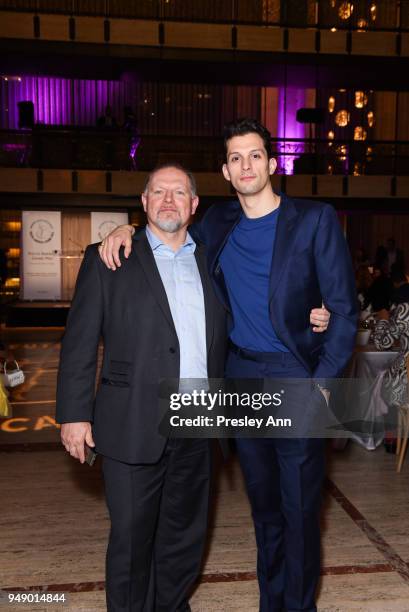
left=228, top=340, right=289, bottom=364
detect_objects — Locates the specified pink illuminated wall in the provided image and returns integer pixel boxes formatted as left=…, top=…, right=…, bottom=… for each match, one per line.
left=0, top=76, right=124, bottom=128
left=277, top=86, right=308, bottom=174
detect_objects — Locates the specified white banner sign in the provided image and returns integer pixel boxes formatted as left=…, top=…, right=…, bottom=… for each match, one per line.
left=91, top=212, right=129, bottom=244
left=22, top=211, right=62, bottom=300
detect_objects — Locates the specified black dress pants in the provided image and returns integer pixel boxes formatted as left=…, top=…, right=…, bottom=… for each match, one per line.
left=102, top=438, right=211, bottom=612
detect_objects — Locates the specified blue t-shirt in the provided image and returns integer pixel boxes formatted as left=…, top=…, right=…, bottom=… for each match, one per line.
left=219, top=207, right=289, bottom=352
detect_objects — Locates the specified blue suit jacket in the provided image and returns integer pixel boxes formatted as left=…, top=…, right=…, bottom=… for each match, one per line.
left=191, top=193, right=358, bottom=382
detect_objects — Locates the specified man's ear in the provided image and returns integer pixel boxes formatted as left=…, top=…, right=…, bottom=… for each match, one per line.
left=191, top=196, right=199, bottom=216
left=269, top=158, right=277, bottom=175
left=222, top=163, right=231, bottom=182
left=141, top=192, right=147, bottom=212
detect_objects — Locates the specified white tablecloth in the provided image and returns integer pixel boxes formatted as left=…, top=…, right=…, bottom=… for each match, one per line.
left=341, top=345, right=399, bottom=450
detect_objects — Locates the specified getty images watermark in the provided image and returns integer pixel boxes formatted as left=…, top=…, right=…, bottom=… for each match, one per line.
left=158, top=377, right=400, bottom=440
left=168, top=389, right=290, bottom=430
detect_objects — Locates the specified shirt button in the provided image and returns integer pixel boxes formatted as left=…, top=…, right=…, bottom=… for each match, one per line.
left=169, top=347, right=176, bottom=354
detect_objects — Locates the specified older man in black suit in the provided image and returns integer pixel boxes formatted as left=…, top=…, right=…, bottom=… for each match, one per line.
left=56, top=164, right=227, bottom=612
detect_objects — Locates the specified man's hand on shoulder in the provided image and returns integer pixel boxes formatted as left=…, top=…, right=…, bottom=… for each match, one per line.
left=61, top=421, right=94, bottom=463
left=98, top=224, right=135, bottom=270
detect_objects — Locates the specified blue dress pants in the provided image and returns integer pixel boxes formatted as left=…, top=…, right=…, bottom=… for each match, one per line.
left=226, top=349, right=325, bottom=612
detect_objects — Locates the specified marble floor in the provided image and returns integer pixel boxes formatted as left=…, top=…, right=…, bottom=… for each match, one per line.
left=1, top=328, right=409, bottom=611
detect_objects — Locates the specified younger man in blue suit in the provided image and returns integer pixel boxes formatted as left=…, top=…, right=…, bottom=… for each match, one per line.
left=99, top=118, right=357, bottom=611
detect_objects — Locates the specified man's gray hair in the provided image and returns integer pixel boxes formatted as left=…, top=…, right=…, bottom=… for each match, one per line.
left=143, top=162, right=197, bottom=197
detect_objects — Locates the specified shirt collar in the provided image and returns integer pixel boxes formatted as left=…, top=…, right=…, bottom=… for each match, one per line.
left=145, top=225, right=195, bottom=253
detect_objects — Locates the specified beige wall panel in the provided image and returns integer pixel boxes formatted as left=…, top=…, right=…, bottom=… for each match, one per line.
left=77, top=171, right=106, bottom=194
left=110, top=19, right=158, bottom=46
left=349, top=176, right=391, bottom=197
left=373, top=92, right=396, bottom=141
left=111, top=171, right=147, bottom=196
left=285, top=175, right=313, bottom=197
left=0, top=169, right=37, bottom=192
left=61, top=212, right=90, bottom=300
left=0, top=11, right=33, bottom=38
left=351, top=32, right=396, bottom=56
left=287, top=29, right=315, bottom=53
left=401, top=33, right=409, bottom=57
left=317, top=176, right=343, bottom=197
left=40, top=15, right=69, bottom=41
left=76, top=17, right=105, bottom=44
left=165, top=23, right=231, bottom=49
left=43, top=170, right=72, bottom=193
left=396, top=177, right=409, bottom=198
left=237, top=26, right=282, bottom=52
left=320, top=30, right=347, bottom=54
left=195, top=173, right=232, bottom=197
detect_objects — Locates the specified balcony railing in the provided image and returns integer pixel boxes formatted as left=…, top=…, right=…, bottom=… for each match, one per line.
left=1, top=128, right=408, bottom=176
left=0, top=0, right=409, bottom=31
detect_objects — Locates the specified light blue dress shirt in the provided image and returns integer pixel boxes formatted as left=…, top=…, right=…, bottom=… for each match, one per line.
left=146, top=226, right=208, bottom=388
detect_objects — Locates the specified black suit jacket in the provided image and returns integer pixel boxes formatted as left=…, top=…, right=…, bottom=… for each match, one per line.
left=56, top=230, right=227, bottom=464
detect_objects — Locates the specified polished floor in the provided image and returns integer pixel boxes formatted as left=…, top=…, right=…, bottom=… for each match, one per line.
left=2, top=328, right=409, bottom=611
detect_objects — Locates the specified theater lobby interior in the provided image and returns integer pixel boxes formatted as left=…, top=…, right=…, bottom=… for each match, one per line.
left=2, top=0, right=409, bottom=610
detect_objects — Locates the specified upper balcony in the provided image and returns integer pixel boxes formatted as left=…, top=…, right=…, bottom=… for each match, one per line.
left=1, top=128, right=408, bottom=203
left=1, top=0, right=409, bottom=63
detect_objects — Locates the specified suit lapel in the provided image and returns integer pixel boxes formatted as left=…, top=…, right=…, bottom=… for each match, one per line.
left=269, top=195, right=301, bottom=301
left=210, top=201, right=242, bottom=275
left=132, top=231, right=176, bottom=332
left=195, top=243, right=214, bottom=355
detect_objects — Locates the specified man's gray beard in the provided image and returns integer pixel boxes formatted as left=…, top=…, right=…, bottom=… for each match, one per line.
left=155, top=218, right=182, bottom=233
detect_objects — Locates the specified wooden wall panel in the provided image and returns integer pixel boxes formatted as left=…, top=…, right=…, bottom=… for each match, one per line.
left=1, top=170, right=408, bottom=198
left=0, top=11, right=33, bottom=38
left=237, top=26, right=282, bottom=52
left=0, top=169, right=37, bottom=192
left=271, top=175, right=281, bottom=193
left=43, top=170, right=72, bottom=193
left=287, top=28, right=315, bottom=53
left=261, top=87, right=280, bottom=138
left=76, top=17, right=105, bottom=44
left=61, top=211, right=90, bottom=300
left=396, top=177, right=409, bottom=198
left=320, top=30, right=347, bottom=54
left=40, top=15, right=70, bottom=41
left=349, top=176, right=391, bottom=198
left=351, top=32, right=397, bottom=56
left=237, top=86, right=261, bottom=119
left=195, top=173, right=232, bottom=197
left=317, top=175, right=343, bottom=197
left=165, top=23, right=231, bottom=49
left=285, top=175, right=313, bottom=197
left=401, top=33, right=409, bottom=57
left=111, top=171, right=146, bottom=196
left=77, top=171, right=107, bottom=194
left=373, top=92, right=397, bottom=141
left=397, top=93, right=409, bottom=140
left=110, top=19, right=158, bottom=46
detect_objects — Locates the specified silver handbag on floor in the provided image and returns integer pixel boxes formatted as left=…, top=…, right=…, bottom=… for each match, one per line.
left=1, top=360, right=25, bottom=388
